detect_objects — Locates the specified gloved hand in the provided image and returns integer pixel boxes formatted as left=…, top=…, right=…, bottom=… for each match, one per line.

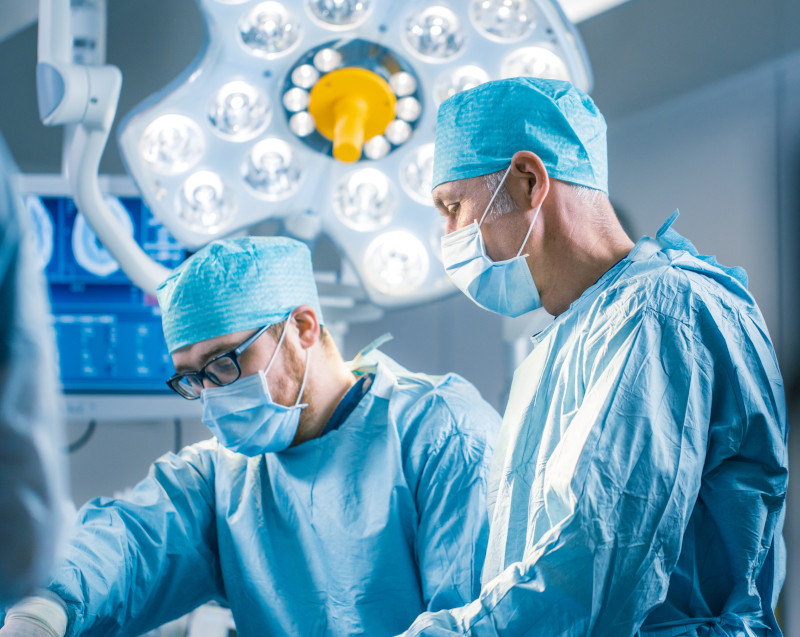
left=0, top=595, right=67, bottom=637
left=0, top=615, right=60, bottom=637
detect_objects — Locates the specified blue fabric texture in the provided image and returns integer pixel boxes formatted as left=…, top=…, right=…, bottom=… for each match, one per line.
left=44, top=353, right=501, bottom=637
left=156, top=236, right=324, bottom=353
left=0, top=133, right=66, bottom=604
left=402, top=217, right=788, bottom=636
left=432, top=77, right=608, bottom=192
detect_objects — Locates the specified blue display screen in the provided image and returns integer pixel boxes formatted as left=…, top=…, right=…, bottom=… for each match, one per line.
left=27, top=194, right=187, bottom=393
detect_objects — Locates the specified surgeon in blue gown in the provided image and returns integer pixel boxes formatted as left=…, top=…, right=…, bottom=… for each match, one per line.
left=401, top=78, right=788, bottom=636
left=0, top=237, right=501, bottom=637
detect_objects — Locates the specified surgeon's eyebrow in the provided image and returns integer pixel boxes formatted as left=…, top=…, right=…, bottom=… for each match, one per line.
left=175, top=341, right=240, bottom=373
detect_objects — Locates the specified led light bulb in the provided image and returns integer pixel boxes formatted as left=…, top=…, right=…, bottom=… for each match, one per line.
left=500, top=46, right=570, bottom=81
left=238, top=2, right=302, bottom=58
left=334, top=168, right=395, bottom=231
left=385, top=119, right=412, bottom=145
left=139, top=114, right=204, bottom=175
left=363, top=136, right=390, bottom=160
left=291, top=64, right=320, bottom=89
left=395, top=97, right=421, bottom=122
left=434, top=65, right=490, bottom=104
left=283, top=87, right=310, bottom=112
left=313, top=47, right=342, bottom=72
left=389, top=71, right=417, bottom=97
left=363, top=231, right=429, bottom=295
left=244, top=138, right=302, bottom=200
left=403, top=6, right=464, bottom=62
left=208, top=81, right=270, bottom=139
left=469, top=0, right=536, bottom=42
left=400, top=143, right=434, bottom=205
left=177, top=171, right=234, bottom=233
left=289, top=111, right=316, bottom=136
left=307, top=0, right=372, bottom=27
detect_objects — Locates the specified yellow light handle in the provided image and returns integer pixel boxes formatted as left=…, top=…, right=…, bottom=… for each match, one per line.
left=308, top=67, right=396, bottom=163
left=333, top=96, right=369, bottom=163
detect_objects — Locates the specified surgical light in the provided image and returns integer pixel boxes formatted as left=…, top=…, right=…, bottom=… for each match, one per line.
left=244, top=138, right=302, bottom=200
left=282, top=87, right=310, bottom=112
left=238, top=2, right=302, bottom=59
left=469, top=0, right=537, bottom=42
left=98, top=0, right=593, bottom=308
left=291, top=64, right=319, bottom=88
left=209, top=81, right=270, bottom=139
left=403, top=6, right=465, bottom=62
left=140, top=115, right=205, bottom=175
left=363, top=136, right=391, bottom=160
left=395, top=97, right=422, bottom=122
left=400, top=143, right=435, bottom=205
left=433, top=65, right=491, bottom=105
left=177, top=171, right=234, bottom=233
left=500, top=45, right=570, bottom=80
left=308, top=0, right=373, bottom=28
left=364, top=231, right=429, bottom=295
left=335, top=168, right=394, bottom=231
left=389, top=72, right=417, bottom=97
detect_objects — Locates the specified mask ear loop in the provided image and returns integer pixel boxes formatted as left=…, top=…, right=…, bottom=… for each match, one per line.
left=264, top=318, right=290, bottom=375
left=478, top=164, right=513, bottom=227
left=294, top=347, right=311, bottom=408
left=516, top=204, right=542, bottom=258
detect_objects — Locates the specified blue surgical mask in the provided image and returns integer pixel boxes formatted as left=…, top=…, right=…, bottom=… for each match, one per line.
left=440, top=165, right=542, bottom=317
left=201, top=324, right=310, bottom=455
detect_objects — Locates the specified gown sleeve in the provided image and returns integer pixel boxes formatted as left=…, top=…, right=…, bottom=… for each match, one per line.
left=408, top=385, right=500, bottom=613
left=402, top=305, right=746, bottom=636
left=49, top=442, right=225, bottom=637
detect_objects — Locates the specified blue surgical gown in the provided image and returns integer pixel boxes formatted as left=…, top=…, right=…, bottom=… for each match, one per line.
left=0, top=133, right=67, bottom=604
left=44, top=352, right=500, bottom=636
left=403, top=213, right=788, bottom=637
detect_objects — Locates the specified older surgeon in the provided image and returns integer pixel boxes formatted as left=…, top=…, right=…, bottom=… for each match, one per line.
left=401, top=78, right=788, bottom=636
left=1, top=237, right=501, bottom=637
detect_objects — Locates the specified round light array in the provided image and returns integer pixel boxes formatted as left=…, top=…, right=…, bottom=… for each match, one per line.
left=281, top=39, right=423, bottom=164
left=119, top=0, right=592, bottom=306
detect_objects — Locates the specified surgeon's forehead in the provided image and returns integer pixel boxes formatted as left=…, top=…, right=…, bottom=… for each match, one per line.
left=433, top=176, right=482, bottom=203
left=171, top=328, right=260, bottom=371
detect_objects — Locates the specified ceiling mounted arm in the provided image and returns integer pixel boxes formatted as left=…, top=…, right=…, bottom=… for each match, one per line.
left=36, top=0, right=170, bottom=295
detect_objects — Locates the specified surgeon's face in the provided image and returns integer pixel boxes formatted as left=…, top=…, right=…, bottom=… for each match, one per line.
left=171, top=326, right=306, bottom=407
left=433, top=175, right=528, bottom=262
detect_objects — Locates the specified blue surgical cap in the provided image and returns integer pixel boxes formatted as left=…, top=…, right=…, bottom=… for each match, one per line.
left=156, top=236, right=324, bottom=353
left=432, top=77, right=608, bottom=193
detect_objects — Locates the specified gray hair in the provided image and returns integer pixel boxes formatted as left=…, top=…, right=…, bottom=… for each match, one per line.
left=481, top=169, right=517, bottom=219
left=482, top=169, right=608, bottom=219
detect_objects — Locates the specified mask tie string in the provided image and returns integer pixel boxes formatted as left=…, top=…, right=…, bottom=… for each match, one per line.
left=479, top=164, right=513, bottom=227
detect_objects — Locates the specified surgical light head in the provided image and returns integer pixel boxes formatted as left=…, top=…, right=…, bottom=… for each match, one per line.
left=157, top=236, right=324, bottom=353
left=432, top=77, right=608, bottom=193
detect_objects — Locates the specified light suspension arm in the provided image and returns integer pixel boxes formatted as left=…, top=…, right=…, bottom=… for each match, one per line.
left=37, top=0, right=170, bottom=294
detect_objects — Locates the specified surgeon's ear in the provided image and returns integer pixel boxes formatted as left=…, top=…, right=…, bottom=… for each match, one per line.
left=291, top=305, right=321, bottom=349
left=510, top=151, right=549, bottom=210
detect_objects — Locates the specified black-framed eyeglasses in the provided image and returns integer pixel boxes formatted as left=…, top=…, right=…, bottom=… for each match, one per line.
left=167, top=324, right=270, bottom=400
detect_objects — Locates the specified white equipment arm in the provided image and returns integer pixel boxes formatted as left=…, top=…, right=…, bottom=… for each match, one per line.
left=37, top=0, right=170, bottom=294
